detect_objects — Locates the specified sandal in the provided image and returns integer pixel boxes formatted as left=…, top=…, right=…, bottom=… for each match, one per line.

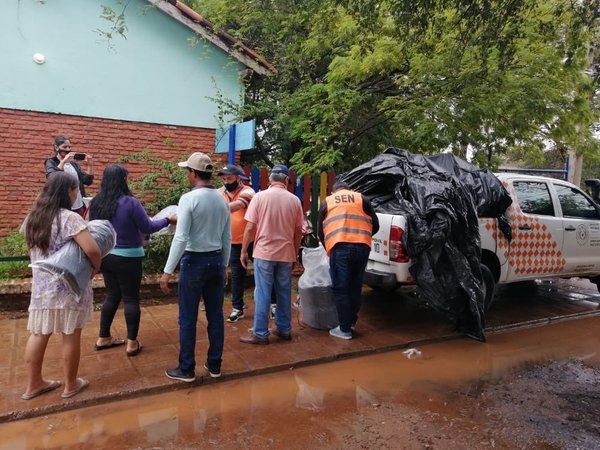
left=126, top=340, right=143, bottom=357
left=94, top=337, right=125, bottom=351
left=61, top=378, right=89, bottom=399
left=21, top=380, right=62, bottom=400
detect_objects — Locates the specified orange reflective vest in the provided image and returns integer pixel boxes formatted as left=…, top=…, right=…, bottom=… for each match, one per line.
left=221, top=185, right=255, bottom=244
left=323, top=189, right=373, bottom=255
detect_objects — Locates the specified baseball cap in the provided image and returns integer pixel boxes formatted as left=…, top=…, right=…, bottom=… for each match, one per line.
left=270, top=164, right=290, bottom=177
left=177, top=152, right=213, bottom=172
left=218, top=164, right=249, bottom=180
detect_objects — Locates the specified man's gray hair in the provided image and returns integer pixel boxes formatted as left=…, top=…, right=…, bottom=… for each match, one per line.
left=270, top=172, right=288, bottom=183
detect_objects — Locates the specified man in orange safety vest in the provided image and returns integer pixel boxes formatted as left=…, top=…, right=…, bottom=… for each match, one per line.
left=317, top=180, right=379, bottom=340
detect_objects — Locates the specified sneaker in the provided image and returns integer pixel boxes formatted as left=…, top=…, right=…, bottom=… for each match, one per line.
left=204, top=363, right=222, bottom=378
left=270, top=304, right=277, bottom=320
left=227, top=308, right=244, bottom=322
left=329, top=326, right=352, bottom=340
left=165, top=367, right=196, bottom=383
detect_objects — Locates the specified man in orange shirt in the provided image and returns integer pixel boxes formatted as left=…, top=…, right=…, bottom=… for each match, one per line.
left=218, top=165, right=255, bottom=322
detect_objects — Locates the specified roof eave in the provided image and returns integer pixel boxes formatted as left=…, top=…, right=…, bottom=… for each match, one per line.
left=148, top=0, right=277, bottom=77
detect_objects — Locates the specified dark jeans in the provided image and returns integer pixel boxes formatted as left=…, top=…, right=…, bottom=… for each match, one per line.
left=178, top=251, right=224, bottom=374
left=230, top=243, right=252, bottom=310
left=99, top=254, right=144, bottom=341
left=329, top=243, right=370, bottom=333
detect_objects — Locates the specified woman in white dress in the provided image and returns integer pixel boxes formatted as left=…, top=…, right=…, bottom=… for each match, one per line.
left=21, top=172, right=101, bottom=400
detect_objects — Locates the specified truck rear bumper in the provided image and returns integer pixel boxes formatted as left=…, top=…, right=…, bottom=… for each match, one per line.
left=364, top=269, right=397, bottom=289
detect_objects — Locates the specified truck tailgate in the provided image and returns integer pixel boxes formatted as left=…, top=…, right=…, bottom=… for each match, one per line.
left=365, top=213, right=413, bottom=288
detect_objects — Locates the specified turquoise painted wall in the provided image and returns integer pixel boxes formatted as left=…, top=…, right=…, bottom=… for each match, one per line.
left=0, top=0, right=244, bottom=128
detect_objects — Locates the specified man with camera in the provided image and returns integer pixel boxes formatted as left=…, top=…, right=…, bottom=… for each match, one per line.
left=44, top=135, right=94, bottom=217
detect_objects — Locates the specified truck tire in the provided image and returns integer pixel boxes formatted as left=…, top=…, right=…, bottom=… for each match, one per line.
left=481, top=264, right=496, bottom=313
left=368, top=284, right=397, bottom=294
left=591, top=276, right=600, bottom=294
left=587, top=276, right=600, bottom=294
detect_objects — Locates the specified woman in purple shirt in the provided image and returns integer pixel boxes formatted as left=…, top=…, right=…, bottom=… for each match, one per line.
left=89, top=164, right=176, bottom=356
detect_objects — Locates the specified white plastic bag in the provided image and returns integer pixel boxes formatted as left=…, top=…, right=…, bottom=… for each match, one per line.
left=31, top=220, right=116, bottom=298
left=298, top=244, right=331, bottom=289
left=402, top=348, right=422, bottom=359
left=151, top=205, right=177, bottom=236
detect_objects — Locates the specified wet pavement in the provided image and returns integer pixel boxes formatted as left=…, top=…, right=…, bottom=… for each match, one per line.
left=1, top=278, right=599, bottom=424
left=1, top=314, right=599, bottom=449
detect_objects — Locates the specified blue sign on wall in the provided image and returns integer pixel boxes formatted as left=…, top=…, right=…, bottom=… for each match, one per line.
left=215, top=119, right=256, bottom=153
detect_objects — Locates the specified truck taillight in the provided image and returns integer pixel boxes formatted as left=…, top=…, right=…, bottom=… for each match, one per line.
left=389, top=225, right=409, bottom=263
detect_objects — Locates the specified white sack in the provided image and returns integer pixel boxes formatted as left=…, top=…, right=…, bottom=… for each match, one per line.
left=31, top=220, right=116, bottom=297
left=151, top=205, right=177, bottom=236
left=298, top=244, right=331, bottom=289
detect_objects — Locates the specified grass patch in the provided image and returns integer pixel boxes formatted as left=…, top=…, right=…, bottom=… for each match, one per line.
left=0, top=231, right=30, bottom=280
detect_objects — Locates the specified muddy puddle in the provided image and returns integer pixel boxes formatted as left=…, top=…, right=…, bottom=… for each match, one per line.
left=2, top=316, right=599, bottom=449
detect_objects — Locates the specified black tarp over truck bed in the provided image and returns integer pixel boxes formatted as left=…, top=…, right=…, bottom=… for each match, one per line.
left=341, top=148, right=512, bottom=341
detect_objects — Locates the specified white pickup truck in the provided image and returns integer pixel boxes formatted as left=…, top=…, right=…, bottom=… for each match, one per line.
left=364, top=173, right=600, bottom=305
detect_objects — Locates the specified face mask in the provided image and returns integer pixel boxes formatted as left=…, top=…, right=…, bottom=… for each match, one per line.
left=224, top=181, right=239, bottom=192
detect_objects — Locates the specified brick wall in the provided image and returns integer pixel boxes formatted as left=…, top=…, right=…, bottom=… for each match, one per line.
left=0, top=108, right=228, bottom=237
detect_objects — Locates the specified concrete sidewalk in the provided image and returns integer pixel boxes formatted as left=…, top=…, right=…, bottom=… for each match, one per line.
left=0, top=287, right=460, bottom=422
left=2, top=279, right=599, bottom=423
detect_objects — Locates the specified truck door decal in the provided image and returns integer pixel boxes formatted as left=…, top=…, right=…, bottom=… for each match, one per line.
left=576, top=224, right=589, bottom=246
left=502, top=181, right=566, bottom=275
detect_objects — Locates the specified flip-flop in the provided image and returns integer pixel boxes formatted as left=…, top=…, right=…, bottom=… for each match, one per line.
left=94, top=337, right=125, bottom=351
left=21, top=380, right=62, bottom=400
left=126, top=340, right=143, bottom=357
left=61, top=378, right=89, bottom=399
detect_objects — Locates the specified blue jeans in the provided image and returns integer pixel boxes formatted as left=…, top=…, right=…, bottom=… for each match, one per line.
left=229, top=243, right=275, bottom=309
left=329, top=243, right=370, bottom=333
left=253, top=258, right=293, bottom=338
left=178, top=251, right=224, bottom=374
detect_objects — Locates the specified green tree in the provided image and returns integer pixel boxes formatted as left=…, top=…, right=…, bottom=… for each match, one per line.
left=188, top=0, right=598, bottom=173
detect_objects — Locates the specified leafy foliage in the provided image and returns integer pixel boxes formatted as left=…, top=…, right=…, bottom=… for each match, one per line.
left=188, top=0, right=599, bottom=173
left=0, top=232, right=30, bottom=280
left=117, top=142, right=191, bottom=212
left=95, top=0, right=130, bottom=50
left=143, top=234, right=174, bottom=274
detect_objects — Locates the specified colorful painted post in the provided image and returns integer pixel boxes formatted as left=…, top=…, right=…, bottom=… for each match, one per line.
left=319, top=171, right=328, bottom=203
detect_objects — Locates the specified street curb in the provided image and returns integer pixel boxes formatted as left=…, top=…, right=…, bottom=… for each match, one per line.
left=0, top=331, right=462, bottom=423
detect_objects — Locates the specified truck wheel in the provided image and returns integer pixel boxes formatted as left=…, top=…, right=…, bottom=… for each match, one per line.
left=591, top=276, right=600, bottom=294
left=481, top=264, right=496, bottom=313
left=368, top=284, right=397, bottom=294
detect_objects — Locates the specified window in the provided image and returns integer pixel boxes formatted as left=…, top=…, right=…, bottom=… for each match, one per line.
left=553, top=184, right=600, bottom=219
left=513, top=182, right=555, bottom=216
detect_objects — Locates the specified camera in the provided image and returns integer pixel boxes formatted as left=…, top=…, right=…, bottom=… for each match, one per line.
left=73, top=153, right=86, bottom=161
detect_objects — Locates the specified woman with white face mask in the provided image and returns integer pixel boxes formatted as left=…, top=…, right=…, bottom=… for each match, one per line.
left=44, top=135, right=94, bottom=217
